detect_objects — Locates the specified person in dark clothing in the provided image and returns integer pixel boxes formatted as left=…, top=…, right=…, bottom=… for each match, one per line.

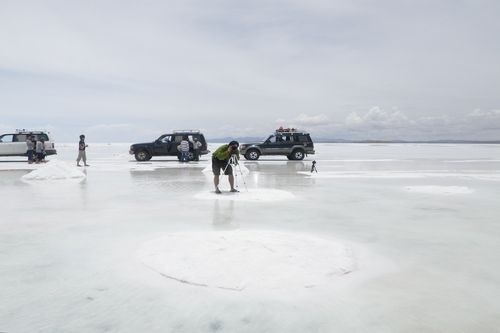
left=76, top=134, right=89, bottom=167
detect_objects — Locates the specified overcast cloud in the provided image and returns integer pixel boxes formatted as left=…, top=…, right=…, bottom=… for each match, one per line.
left=1, top=0, right=499, bottom=142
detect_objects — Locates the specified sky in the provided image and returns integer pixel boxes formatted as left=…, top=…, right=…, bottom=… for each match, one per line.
left=1, top=0, right=499, bottom=142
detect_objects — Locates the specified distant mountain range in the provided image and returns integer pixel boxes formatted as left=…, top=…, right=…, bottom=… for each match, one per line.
left=208, top=137, right=500, bottom=144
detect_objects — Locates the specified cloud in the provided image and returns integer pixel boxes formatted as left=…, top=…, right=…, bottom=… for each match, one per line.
left=341, top=107, right=500, bottom=140
left=345, top=107, right=413, bottom=129
left=276, top=113, right=331, bottom=128
left=1, top=1, right=499, bottom=141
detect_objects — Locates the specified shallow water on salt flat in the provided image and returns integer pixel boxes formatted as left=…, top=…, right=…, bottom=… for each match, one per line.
left=1, top=143, right=500, bottom=332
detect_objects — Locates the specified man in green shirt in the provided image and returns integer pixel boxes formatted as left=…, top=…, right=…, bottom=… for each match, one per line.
left=212, top=140, right=240, bottom=194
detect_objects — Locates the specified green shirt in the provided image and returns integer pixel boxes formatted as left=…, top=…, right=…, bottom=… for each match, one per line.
left=213, top=144, right=240, bottom=161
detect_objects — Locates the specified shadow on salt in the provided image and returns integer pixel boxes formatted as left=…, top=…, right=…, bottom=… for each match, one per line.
left=21, top=160, right=86, bottom=184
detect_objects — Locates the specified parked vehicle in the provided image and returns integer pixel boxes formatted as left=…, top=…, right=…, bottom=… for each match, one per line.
left=129, top=130, right=209, bottom=161
left=239, top=128, right=315, bottom=160
left=0, top=130, right=57, bottom=157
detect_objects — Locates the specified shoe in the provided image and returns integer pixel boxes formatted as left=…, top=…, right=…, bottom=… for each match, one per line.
left=230, top=188, right=239, bottom=193
left=77, top=164, right=81, bottom=167
left=215, top=188, right=222, bottom=194
left=84, top=164, right=90, bottom=166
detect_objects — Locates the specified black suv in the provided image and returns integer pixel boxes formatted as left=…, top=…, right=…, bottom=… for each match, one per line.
left=129, top=130, right=209, bottom=161
left=239, top=128, right=315, bottom=160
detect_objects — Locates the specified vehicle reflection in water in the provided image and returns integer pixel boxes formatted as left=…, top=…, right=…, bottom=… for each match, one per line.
left=243, top=161, right=308, bottom=173
left=129, top=166, right=206, bottom=193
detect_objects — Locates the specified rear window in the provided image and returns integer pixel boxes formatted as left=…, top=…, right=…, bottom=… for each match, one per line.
left=33, top=134, right=49, bottom=141
left=297, top=135, right=310, bottom=143
left=14, top=134, right=28, bottom=142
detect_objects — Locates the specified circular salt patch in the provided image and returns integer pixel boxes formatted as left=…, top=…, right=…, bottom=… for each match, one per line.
left=404, top=185, right=474, bottom=195
left=137, top=231, right=356, bottom=291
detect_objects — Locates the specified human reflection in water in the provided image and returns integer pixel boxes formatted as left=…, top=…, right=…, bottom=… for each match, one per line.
left=212, top=199, right=237, bottom=230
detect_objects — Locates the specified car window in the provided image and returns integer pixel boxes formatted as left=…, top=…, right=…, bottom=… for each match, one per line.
left=160, top=135, right=171, bottom=143
left=32, top=134, right=49, bottom=141
left=0, top=134, right=14, bottom=143
left=14, top=134, right=26, bottom=142
left=174, top=136, right=183, bottom=143
left=298, top=135, right=309, bottom=142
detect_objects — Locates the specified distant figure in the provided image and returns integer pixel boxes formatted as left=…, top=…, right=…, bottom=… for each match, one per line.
left=77, top=134, right=89, bottom=167
left=26, top=135, right=35, bottom=164
left=35, top=138, right=46, bottom=163
left=212, top=140, right=240, bottom=194
left=192, top=137, right=202, bottom=161
left=178, top=136, right=190, bottom=162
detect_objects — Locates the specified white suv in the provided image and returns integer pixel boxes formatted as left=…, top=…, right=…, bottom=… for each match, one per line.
left=0, top=130, right=57, bottom=157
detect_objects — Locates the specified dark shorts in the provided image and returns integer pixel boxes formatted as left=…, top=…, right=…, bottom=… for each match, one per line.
left=212, top=158, right=232, bottom=175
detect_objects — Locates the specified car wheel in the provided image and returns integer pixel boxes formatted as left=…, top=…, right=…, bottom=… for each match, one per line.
left=291, top=149, right=305, bottom=160
left=245, top=149, right=260, bottom=160
left=135, top=150, right=150, bottom=161
left=188, top=151, right=195, bottom=161
left=286, top=155, right=294, bottom=160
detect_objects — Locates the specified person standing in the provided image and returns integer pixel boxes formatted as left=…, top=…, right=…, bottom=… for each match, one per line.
left=178, top=136, right=190, bottom=162
left=212, top=140, right=240, bottom=194
left=192, top=137, right=202, bottom=161
left=35, top=138, right=46, bottom=163
left=26, top=135, right=35, bottom=164
left=77, top=134, right=89, bottom=167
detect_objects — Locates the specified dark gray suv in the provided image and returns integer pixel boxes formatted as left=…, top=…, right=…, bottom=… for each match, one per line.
left=239, top=129, right=315, bottom=160
left=129, top=130, right=209, bottom=161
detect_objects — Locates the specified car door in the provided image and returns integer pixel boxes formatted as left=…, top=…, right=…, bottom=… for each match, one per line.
left=152, top=135, right=172, bottom=155
left=261, top=135, right=282, bottom=155
left=169, top=135, right=184, bottom=155
left=0, top=134, right=16, bottom=155
left=13, top=134, right=29, bottom=155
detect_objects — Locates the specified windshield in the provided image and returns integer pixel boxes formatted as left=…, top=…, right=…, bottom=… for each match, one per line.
left=262, top=135, right=273, bottom=143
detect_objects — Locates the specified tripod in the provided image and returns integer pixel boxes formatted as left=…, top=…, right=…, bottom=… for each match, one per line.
left=310, top=160, right=318, bottom=173
left=222, top=154, right=248, bottom=191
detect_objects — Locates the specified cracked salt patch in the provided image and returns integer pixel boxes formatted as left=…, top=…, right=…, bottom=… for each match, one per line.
left=137, top=231, right=358, bottom=292
left=404, top=186, right=474, bottom=195
left=21, top=160, right=86, bottom=182
left=194, top=188, right=295, bottom=202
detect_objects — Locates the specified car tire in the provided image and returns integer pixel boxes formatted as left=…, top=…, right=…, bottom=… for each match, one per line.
left=291, top=149, right=305, bottom=160
left=245, top=149, right=260, bottom=160
left=188, top=151, right=195, bottom=161
left=135, top=150, right=151, bottom=161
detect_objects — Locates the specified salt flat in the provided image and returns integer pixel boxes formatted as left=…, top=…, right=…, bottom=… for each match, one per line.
left=1, top=143, right=499, bottom=332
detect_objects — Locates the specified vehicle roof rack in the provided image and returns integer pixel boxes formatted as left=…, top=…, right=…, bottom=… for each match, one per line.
left=15, top=129, right=49, bottom=134
left=172, top=129, right=201, bottom=134
left=275, top=127, right=307, bottom=134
